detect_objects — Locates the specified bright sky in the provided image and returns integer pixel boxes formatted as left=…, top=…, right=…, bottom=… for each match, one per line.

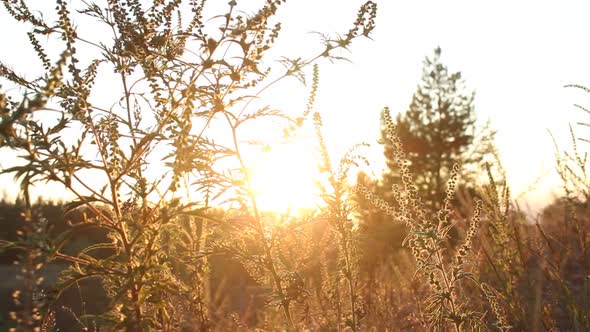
left=1, top=1, right=589, bottom=212
left=269, top=0, right=590, bottom=211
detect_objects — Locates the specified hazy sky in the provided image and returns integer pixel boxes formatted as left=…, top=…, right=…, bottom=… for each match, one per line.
left=270, top=0, right=590, bottom=210
left=1, top=1, right=590, bottom=211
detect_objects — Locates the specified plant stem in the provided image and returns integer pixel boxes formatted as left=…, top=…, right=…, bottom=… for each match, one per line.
left=226, top=113, right=295, bottom=329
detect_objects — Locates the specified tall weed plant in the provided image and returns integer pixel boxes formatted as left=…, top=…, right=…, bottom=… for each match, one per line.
left=0, top=0, right=376, bottom=330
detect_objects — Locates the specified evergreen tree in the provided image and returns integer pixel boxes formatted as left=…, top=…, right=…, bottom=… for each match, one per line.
left=355, top=48, right=495, bottom=270
left=381, top=47, right=494, bottom=213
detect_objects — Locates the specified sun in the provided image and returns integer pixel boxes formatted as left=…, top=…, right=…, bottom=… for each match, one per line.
left=248, top=139, right=322, bottom=213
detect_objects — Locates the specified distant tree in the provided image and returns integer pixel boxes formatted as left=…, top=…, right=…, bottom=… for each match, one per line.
left=355, top=48, right=495, bottom=276
left=380, top=47, right=494, bottom=213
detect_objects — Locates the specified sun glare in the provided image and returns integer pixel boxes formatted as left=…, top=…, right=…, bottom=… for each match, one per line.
left=248, top=139, right=322, bottom=213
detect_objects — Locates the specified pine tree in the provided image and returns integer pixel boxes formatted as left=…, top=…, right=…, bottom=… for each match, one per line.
left=355, top=48, right=495, bottom=270
left=381, top=47, right=494, bottom=213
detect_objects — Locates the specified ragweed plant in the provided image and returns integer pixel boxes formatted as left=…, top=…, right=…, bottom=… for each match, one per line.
left=360, top=107, right=507, bottom=331
left=476, top=165, right=528, bottom=329
left=312, top=107, right=370, bottom=331
left=0, top=0, right=376, bottom=330
left=530, top=83, right=590, bottom=331
left=0, top=188, right=56, bottom=331
left=204, top=4, right=376, bottom=329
